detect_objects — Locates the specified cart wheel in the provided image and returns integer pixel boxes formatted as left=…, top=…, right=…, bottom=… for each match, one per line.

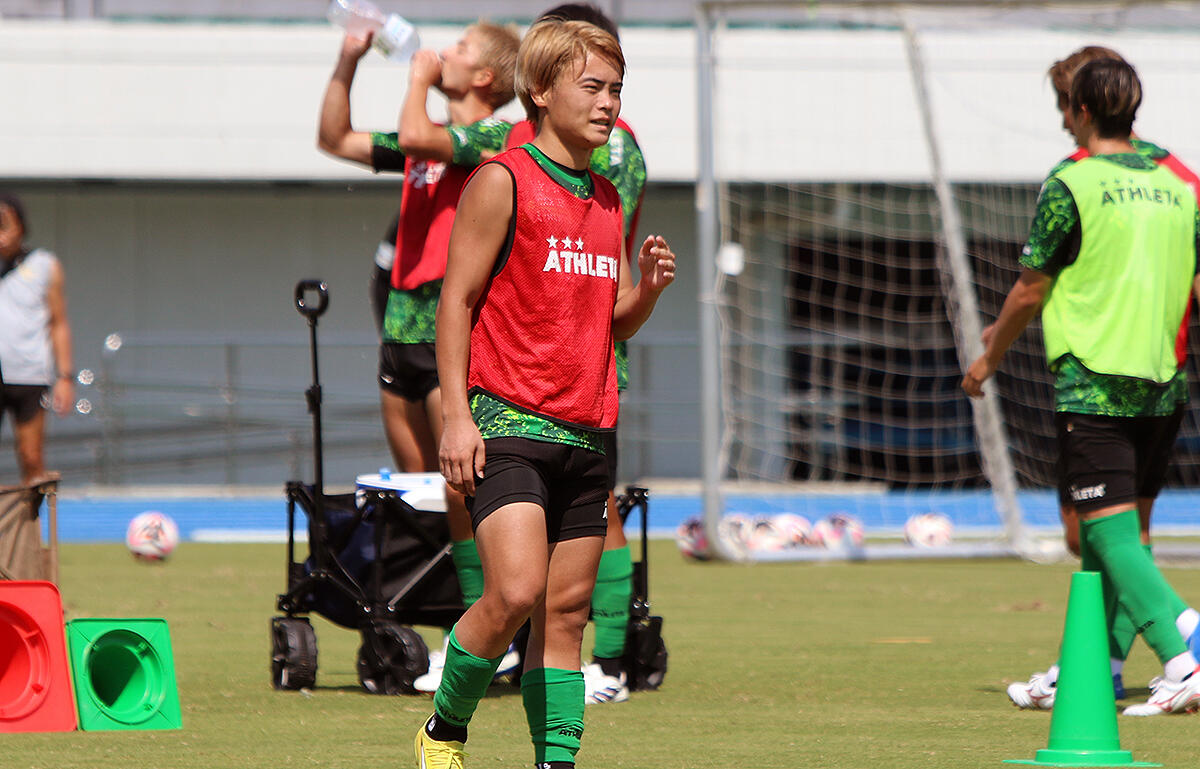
left=271, top=616, right=318, bottom=690
left=357, top=620, right=429, bottom=695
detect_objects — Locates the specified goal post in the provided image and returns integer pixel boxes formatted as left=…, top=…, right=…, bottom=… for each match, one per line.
left=692, top=0, right=1200, bottom=562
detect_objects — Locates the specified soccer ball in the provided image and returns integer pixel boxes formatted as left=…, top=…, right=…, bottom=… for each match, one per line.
left=718, top=513, right=754, bottom=549
left=125, top=511, right=180, bottom=561
left=811, top=513, right=865, bottom=549
left=771, top=513, right=813, bottom=547
left=904, top=512, right=954, bottom=548
left=746, top=516, right=788, bottom=552
left=674, top=516, right=711, bottom=560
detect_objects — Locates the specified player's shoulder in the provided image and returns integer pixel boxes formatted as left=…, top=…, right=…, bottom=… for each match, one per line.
left=504, top=120, right=537, bottom=151
left=26, top=247, right=58, bottom=267
left=486, top=145, right=530, bottom=169
left=461, top=160, right=515, bottom=210
left=1048, top=148, right=1088, bottom=179
left=614, top=118, right=638, bottom=142
left=605, top=121, right=643, bottom=158
left=1131, top=138, right=1170, bottom=161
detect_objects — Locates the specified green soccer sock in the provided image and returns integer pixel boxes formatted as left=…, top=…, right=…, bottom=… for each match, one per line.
left=451, top=539, right=485, bottom=608
left=591, top=545, right=633, bottom=661
left=522, top=667, right=585, bottom=765
left=1109, top=597, right=1138, bottom=662
left=1081, top=530, right=1136, bottom=661
left=1082, top=510, right=1188, bottom=665
left=433, top=627, right=505, bottom=727
left=1147, top=544, right=1190, bottom=620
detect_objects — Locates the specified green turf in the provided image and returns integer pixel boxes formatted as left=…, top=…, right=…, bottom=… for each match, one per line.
left=5, top=541, right=1200, bottom=768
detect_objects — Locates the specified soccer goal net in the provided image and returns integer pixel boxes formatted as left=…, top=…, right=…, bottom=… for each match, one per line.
left=693, top=1, right=1200, bottom=561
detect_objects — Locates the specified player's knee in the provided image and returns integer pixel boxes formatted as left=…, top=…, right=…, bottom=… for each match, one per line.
left=486, top=579, right=545, bottom=623
left=545, top=581, right=593, bottom=624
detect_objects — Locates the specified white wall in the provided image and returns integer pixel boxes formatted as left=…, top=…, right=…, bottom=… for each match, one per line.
left=5, top=20, right=1200, bottom=184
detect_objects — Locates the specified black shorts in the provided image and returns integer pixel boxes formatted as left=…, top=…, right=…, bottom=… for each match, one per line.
left=378, top=342, right=438, bottom=402
left=602, top=430, right=618, bottom=492
left=467, top=436, right=609, bottom=542
left=0, top=383, right=48, bottom=426
left=1055, top=409, right=1184, bottom=513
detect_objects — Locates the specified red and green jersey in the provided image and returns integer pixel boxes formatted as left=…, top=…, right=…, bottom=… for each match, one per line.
left=1022, top=142, right=1200, bottom=416
left=467, top=145, right=624, bottom=431
left=372, top=119, right=511, bottom=343
left=505, top=118, right=646, bottom=390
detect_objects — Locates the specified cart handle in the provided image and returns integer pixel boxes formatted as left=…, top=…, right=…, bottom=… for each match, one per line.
left=294, top=280, right=329, bottom=319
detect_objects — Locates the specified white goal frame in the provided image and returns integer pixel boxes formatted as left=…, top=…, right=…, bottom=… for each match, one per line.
left=691, top=0, right=1169, bottom=562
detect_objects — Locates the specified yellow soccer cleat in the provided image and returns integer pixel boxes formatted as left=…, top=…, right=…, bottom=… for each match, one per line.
left=415, top=717, right=467, bottom=769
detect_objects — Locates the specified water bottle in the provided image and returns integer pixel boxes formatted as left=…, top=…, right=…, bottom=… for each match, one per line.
left=327, top=0, right=420, bottom=63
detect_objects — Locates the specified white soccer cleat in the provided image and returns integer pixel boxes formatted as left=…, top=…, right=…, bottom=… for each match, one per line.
left=495, top=643, right=521, bottom=679
left=413, top=649, right=446, bottom=693
left=583, top=662, right=629, bottom=705
left=1006, top=671, right=1056, bottom=710
left=1123, top=673, right=1200, bottom=716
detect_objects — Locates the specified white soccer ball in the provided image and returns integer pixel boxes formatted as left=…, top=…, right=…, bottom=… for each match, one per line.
left=904, top=512, right=954, bottom=548
left=674, top=516, right=711, bottom=561
left=811, top=513, right=865, bottom=549
left=746, top=516, right=788, bottom=552
left=771, top=513, right=813, bottom=547
left=718, top=513, right=754, bottom=548
left=125, top=511, right=180, bottom=561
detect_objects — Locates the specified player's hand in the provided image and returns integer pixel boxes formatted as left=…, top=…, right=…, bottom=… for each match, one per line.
left=409, top=50, right=443, bottom=88
left=981, top=322, right=996, bottom=349
left=340, top=31, right=373, bottom=61
left=961, top=355, right=995, bottom=399
left=439, top=417, right=485, bottom=496
left=51, top=377, right=74, bottom=416
left=637, top=235, right=676, bottom=294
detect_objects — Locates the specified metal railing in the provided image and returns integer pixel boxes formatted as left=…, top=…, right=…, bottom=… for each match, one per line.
left=12, top=332, right=703, bottom=487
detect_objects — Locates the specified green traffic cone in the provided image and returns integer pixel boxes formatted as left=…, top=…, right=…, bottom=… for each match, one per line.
left=1006, top=571, right=1157, bottom=767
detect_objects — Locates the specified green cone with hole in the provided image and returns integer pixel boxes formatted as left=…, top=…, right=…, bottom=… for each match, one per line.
left=1006, top=572, right=1156, bottom=767
left=66, top=619, right=181, bottom=731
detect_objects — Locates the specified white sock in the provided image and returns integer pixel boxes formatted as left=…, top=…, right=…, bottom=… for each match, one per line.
left=1045, top=664, right=1061, bottom=686
left=1163, top=651, right=1198, bottom=683
left=1111, top=658, right=1124, bottom=677
left=1176, top=608, right=1200, bottom=642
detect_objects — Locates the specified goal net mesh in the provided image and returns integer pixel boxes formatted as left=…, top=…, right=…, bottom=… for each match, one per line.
left=698, top=1, right=1200, bottom=555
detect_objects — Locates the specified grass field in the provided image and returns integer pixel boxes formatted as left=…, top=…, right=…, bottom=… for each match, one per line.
left=7, top=540, right=1200, bottom=768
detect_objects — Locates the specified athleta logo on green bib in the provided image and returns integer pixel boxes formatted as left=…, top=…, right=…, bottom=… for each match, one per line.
left=542, top=236, right=619, bottom=281
left=1098, top=178, right=1184, bottom=208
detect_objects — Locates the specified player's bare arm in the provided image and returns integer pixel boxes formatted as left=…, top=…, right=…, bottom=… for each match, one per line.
left=613, top=234, right=675, bottom=341
left=397, top=50, right=459, bottom=163
left=435, top=163, right=513, bottom=495
left=46, top=258, right=74, bottom=416
left=316, top=33, right=375, bottom=165
left=962, top=268, right=1051, bottom=398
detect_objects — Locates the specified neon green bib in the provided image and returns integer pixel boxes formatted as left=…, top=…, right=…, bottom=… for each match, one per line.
left=1043, top=157, right=1196, bottom=383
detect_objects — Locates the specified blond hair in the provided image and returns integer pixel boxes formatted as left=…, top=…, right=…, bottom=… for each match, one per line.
left=472, top=21, right=521, bottom=109
left=1048, top=46, right=1125, bottom=110
left=515, top=18, right=625, bottom=123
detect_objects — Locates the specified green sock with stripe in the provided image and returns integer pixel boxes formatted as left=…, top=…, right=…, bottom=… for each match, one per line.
left=591, top=545, right=633, bottom=660
left=1082, top=511, right=1188, bottom=665
left=522, top=667, right=585, bottom=764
